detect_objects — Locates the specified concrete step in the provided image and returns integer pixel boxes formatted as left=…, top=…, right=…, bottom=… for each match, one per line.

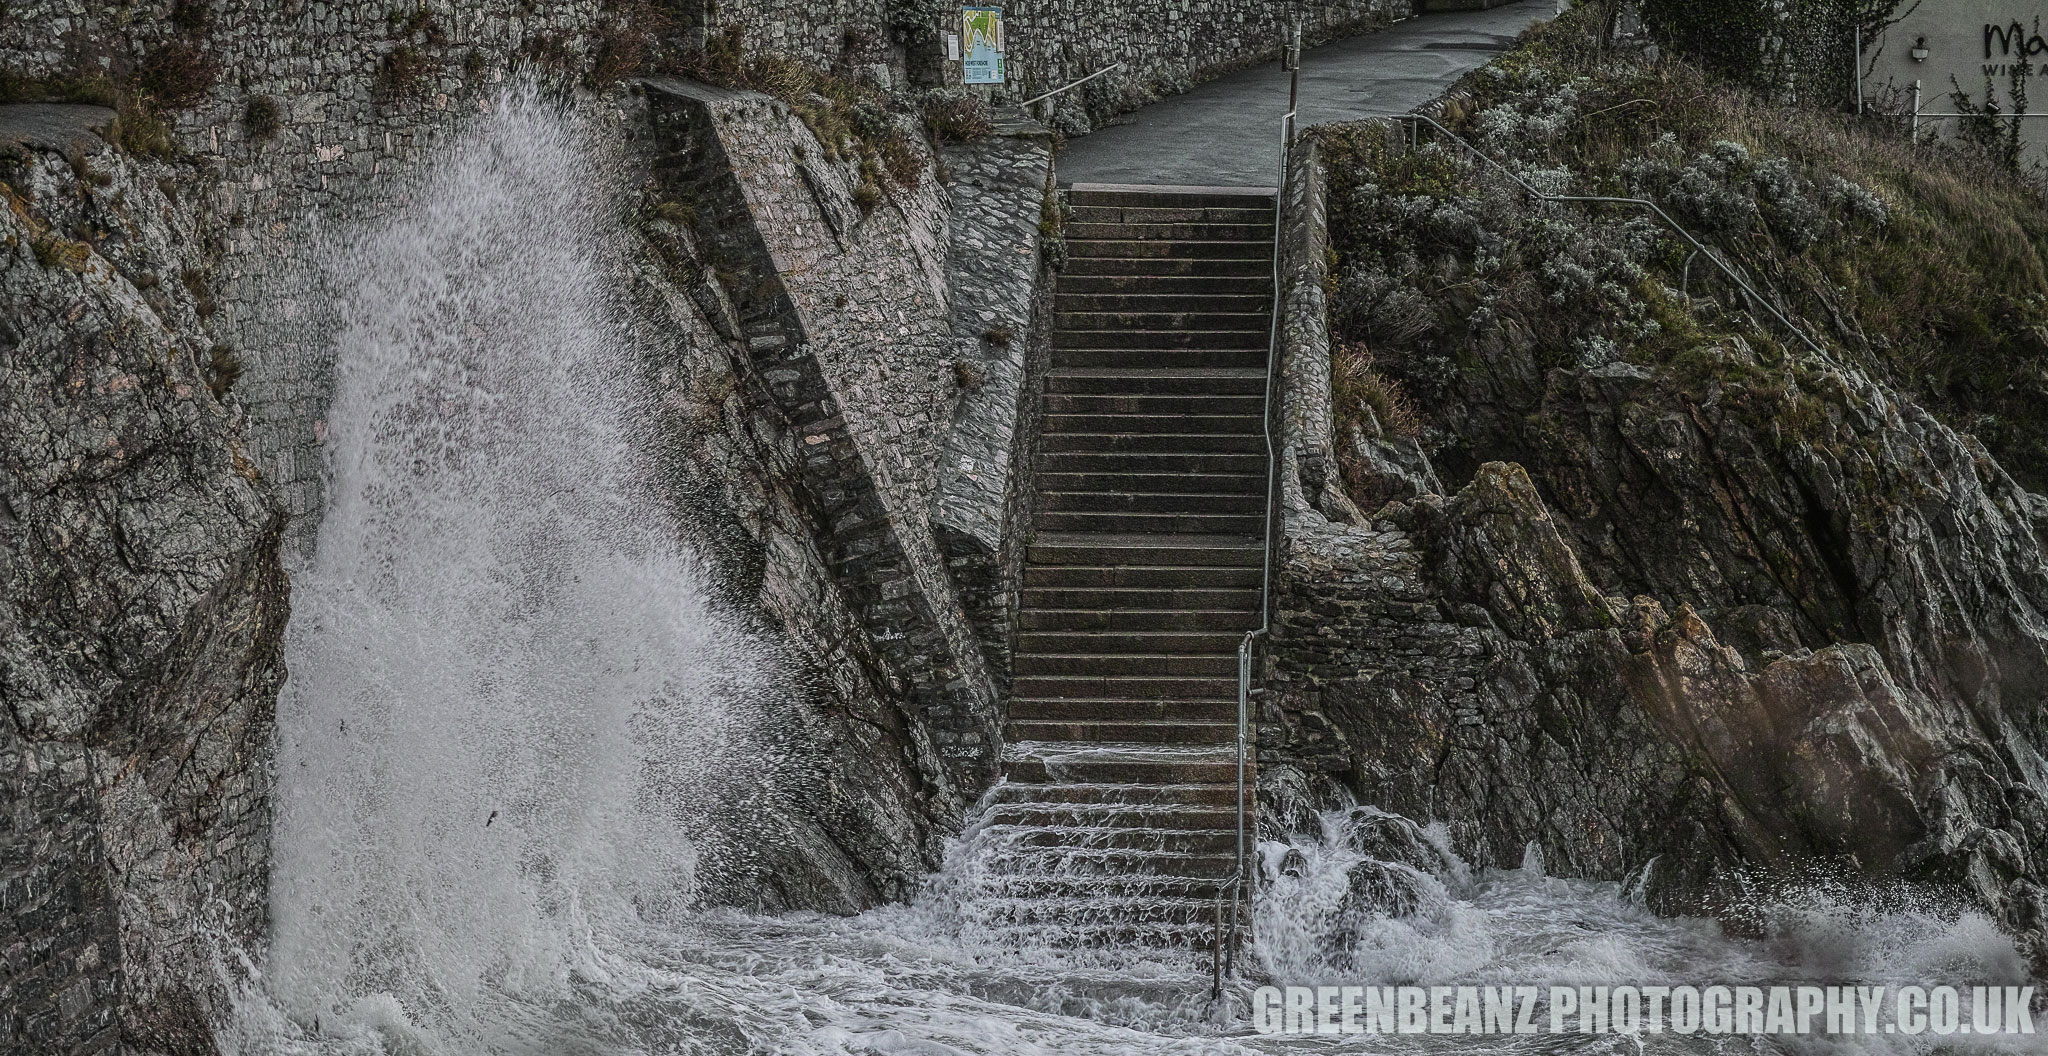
left=1040, top=450, right=1268, bottom=475
left=1069, top=204, right=1273, bottom=226
left=1051, top=348, right=1269, bottom=371
left=1039, top=491, right=1265, bottom=515
left=1003, top=742, right=1246, bottom=784
left=1008, top=720, right=1238, bottom=744
left=1064, top=222, right=1274, bottom=242
left=1040, top=470, right=1263, bottom=494
left=1053, top=328, right=1267, bottom=351
left=1056, top=294, right=1272, bottom=316
left=1019, top=608, right=1258, bottom=631
left=965, top=893, right=1235, bottom=926
left=973, top=847, right=1239, bottom=878
left=1057, top=272, right=1272, bottom=295
left=972, top=918, right=1244, bottom=951
left=1008, top=699, right=1239, bottom=722
left=989, top=781, right=1242, bottom=807
left=1022, top=564, right=1264, bottom=589
left=1059, top=256, right=1270, bottom=278
left=1019, top=586, right=1261, bottom=610
left=1026, top=533, right=1262, bottom=566
left=1068, top=239, right=1270, bottom=261
left=1069, top=183, right=1277, bottom=209
left=1012, top=652, right=1240, bottom=677
left=1043, top=411, right=1261, bottom=435
left=1044, top=368, right=1266, bottom=396
left=969, top=873, right=1237, bottom=902
left=1016, top=630, right=1247, bottom=655
left=1011, top=675, right=1240, bottom=700
left=1036, top=511, right=1265, bottom=535
left=980, top=823, right=1239, bottom=854
left=1054, top=310, right=1271, bottom=332
left=1041, top=431, right=1264, bottom=454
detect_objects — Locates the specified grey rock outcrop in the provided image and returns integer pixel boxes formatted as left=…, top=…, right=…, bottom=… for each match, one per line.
left=2, top=115, right=288, bottom=1052
left=1267, top=138, right=2048, bottom=963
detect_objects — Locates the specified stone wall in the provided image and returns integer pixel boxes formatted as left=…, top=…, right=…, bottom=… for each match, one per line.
left=932, top=0, right=1414, bottom=130
left=0, top=0, right=644, bottom=558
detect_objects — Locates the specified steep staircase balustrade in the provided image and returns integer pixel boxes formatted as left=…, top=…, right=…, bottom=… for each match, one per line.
left=1380, top=113, right=1830, bottom=359
left=996, top=181, right=1279, bottom=955
left=1211, top=106, right=1300, bottom=997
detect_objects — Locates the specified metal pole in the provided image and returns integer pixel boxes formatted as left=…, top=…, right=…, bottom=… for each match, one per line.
left=1854, top=26, right=1863, bottom=115
left=1913, top=79, right=1923, bottom=136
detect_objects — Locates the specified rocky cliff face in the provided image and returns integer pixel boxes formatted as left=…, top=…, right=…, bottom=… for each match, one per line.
left=4, top=4, right=1060, bottom=1043
left=1265, top=14, right=2048, bottom=965
left=1, top=106, right=288, bottom=1052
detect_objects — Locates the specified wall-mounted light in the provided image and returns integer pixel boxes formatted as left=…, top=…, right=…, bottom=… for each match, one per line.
left=1911, top=36, right=1930, bottom=62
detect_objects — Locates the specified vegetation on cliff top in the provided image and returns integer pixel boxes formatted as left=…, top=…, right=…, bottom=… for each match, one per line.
left=1320, top=4, right=2048, bottom=498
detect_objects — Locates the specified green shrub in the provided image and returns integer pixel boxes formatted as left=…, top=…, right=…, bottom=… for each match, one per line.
left=243, top=95, right=282, bottom=139
left=376, top=45, right=436, bottom=102
left=922, top=91, right=995, bottom=143
left=138, top=41, right=220, bottom=109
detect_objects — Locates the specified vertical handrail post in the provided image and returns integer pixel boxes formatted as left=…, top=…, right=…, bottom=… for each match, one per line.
left=1854, top=26, right=1864, bottom=115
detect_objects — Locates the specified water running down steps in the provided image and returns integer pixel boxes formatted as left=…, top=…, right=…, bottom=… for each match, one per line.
left=997, top=184, right=1276, bottom=950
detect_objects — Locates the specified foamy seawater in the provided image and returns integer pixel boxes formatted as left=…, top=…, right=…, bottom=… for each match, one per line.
left=222, top=86, right=2043, bottom=1056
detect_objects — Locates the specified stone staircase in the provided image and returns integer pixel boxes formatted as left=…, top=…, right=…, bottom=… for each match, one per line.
left=985, top=184, right=1275, bottom=950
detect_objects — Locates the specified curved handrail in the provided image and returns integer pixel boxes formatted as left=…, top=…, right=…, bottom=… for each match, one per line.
left=1371, top=113, right=1829, bottom=359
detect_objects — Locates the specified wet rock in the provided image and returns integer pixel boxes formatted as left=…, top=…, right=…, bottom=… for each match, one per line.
left=1335, top=859, right=1434, bottom=923
left=1270, top=138, right=2048, bottom=966
left=1, top=130, right=287, bottom=1050
left=1344, top=807, right=1456, bottom=879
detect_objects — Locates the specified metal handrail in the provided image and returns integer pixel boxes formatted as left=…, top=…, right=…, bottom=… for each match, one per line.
left=1018, top=63, right=1124, bottom=110
left=1212, top=104, right=1294, bottom=1001
left=1374, top=113, right=1829, bottom=359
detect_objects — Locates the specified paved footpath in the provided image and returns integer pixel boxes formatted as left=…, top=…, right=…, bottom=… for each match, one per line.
left=1057, top=0, right=1554, bottom=188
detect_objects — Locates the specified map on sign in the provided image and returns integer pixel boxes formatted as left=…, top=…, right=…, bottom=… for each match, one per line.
left=962, top=7, right=1004, bottom=85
